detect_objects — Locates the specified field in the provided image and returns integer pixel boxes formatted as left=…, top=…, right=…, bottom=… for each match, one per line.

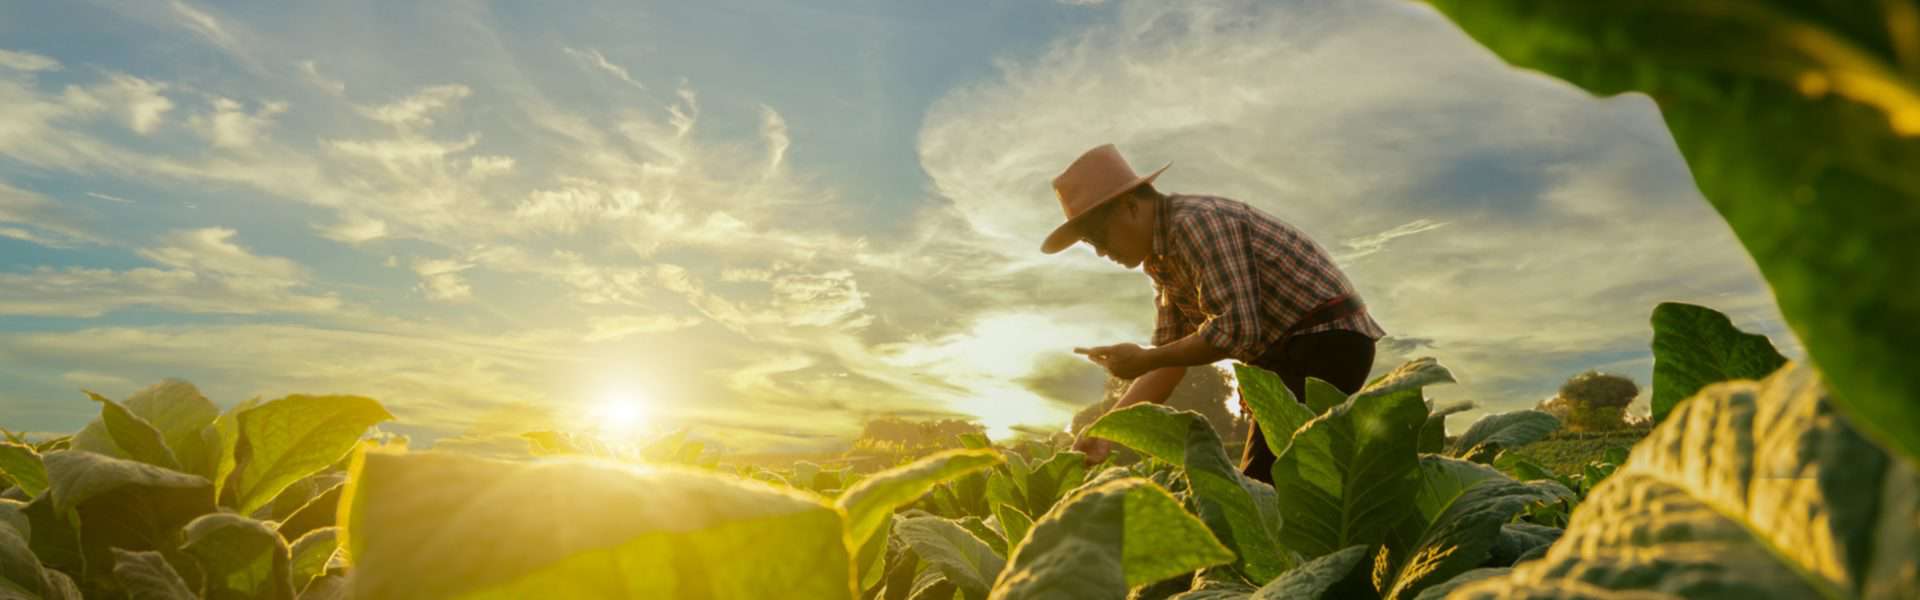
left=4, top=2, right=1920, bottom=599
left=2, top=299, right=1910, bottom=599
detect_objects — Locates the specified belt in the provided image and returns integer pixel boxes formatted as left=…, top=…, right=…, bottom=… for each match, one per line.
left=1278, top=293, right=1365, bottom=341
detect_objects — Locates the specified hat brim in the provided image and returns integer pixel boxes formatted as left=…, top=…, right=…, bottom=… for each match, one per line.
left=1040, top=162, right=1170, bottom=254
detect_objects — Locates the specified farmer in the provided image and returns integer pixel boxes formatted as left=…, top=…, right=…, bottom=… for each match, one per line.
left=1048, top=144, right=1385, bottom=484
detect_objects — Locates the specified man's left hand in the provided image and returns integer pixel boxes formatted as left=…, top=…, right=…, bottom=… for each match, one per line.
left=1074, top=343, right=1153, bottom=380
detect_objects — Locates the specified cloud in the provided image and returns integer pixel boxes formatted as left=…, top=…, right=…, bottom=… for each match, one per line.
left=190, top=97, right=288, bottom=148
left=298, top=60, right=346, bottom=94
left=1337, top=219, right=1448, bottom=261
left=358, top=84, right=471, bottom=129
left=0, top=180, right=107, bottom=247
left=583, top=314, right=703, bottom=342
left=411, top=258, right=474, bottom=302
left=562, top=47, right=643, bottom=89
left=0, top=49, right=59, bottom=72
left=0, top=227, right=339, bottom=318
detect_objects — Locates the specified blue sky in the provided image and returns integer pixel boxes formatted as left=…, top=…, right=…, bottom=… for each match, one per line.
left=0, top=0, right=1796, bottom=453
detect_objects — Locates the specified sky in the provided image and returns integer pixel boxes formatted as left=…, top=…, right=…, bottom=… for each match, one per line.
left=0, top=0, right=1799, bottom=454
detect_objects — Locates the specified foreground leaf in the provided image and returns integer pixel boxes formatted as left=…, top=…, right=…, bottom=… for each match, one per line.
left=228, top=394, right=392, bottom=514
left=1, top=514, right=52, bottom=599
left=1088, top=404, right=1287, bottom=582
left=0, top=443, right=48, bottom=498
left=1269, top=369, right=1430, bottom=560
left=1448, top=411, right=1560, bottom=464
left=989, top=478, right=1233, bottom=599
left=182, top=513, right=293, bottom=600
left=43, top=450, right=214, bottom=585
left=1233, top=364, right=1316, bottom=457
left=1422, top=0, right=1920, bottom=467
left=84, top=392, right=183, bottom=472
left=837, top=449, right=1001, bottom=564
left=70, top=381, right=219, bottom=475
left=273, top=480, right=345, bottom=542
left=110, top=549, right=197, bottom=600
left=1452, top=362, right=1918, bottom=598
left=287, top=527, right=339, bottom=593
left=343, top=450, right=853, bottom=599
left=1381, top=478, right=1558, bottom=600
left=897, top=516, right=1005, bottom=600
left=1649, top=302, right=1789, bottom=422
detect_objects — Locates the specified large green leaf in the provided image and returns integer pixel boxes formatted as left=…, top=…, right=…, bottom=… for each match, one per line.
left=1166, top=545, right=1369, bottom=600
left=211, top=397, right=261, bottom=501
left=1419, top=402, right=1475, bottom=455
left=988, top=478, right=1233, bottom=599
left=1268, top=365, right=1433, bottom=560
left=1486, top=523, right=1559, bottom=567
left=1019, top=450, right=1086, bottom=519
left=182, top=513, right=292, bottom=600
left=1452, top=362, right=1918, bottom=598
left=1, top=513, right=52, bottom=600
left=1447, top=411, right=1561, bottom=464
left=0, top=443, right=47, bottom=498
left=83, top=392, right=182, bottom=472
left=43, top=450, right=214, bottom=592
left=1088, top=404, right=1288, bottom=582
left=227, top=395, right=392, bottom=515
left=287, top=527, right=338, bottom=594
left=1422, top=0, right=1920, bottom=466
left=1411, top=456, right=1505, bottom=525
left=273, top=481, right=343, bottom=543
left=1233, top=364, right=1316, bottom=458
left=837, top=448, right=1001, bottom=564
left=71, top=381, right=219, bottom=476
left=896, top=516, right=1005, bottom=600
left=993, top=504, right=1033, bottom=549
left=1381, top=478, right=1558, bottom=600
left=343, top=450, right=853, bottom=599
left=109, top=549, right=196, bottom=600
left=1649, top=302, right=1790, bottom=422
left=20, top=493, right=82, bottom=578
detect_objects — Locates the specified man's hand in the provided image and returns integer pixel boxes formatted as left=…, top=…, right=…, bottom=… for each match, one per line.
left=1074, top=343, right=1154, bottom=380
left=1072, top=433, right=1112, bottom=467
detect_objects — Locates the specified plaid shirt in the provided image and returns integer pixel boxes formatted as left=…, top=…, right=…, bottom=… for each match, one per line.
left=1145, top=194, right=1386, bottom=362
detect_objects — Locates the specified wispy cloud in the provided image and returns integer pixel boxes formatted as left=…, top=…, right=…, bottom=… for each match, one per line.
left=1338, top=219, right=1449, bottom=261
left=561, top=47, right=643, bottom=89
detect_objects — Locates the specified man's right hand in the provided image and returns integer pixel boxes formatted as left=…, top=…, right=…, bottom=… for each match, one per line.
left=1073, top=434, right=1112, bottom=467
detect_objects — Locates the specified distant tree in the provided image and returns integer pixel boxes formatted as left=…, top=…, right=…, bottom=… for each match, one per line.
left=1071, top=365, right=1247, bottom=445
left=1537, top=370, right=1639, bottom=432
left=852, top=416, right=985, bottom=451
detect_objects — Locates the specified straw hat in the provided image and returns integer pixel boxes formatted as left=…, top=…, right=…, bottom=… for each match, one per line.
left=1040, top=144, right=1171, bottom=254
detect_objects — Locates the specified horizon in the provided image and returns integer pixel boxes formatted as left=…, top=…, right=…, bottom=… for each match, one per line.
left=0, top=0, right=1798, bottom=455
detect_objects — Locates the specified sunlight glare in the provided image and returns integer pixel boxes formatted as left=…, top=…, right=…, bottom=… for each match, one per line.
left=591, top=390, right=653, bottom=438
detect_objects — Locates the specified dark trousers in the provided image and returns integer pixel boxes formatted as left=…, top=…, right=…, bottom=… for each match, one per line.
left=1237, top=329, right=1376, bottom=484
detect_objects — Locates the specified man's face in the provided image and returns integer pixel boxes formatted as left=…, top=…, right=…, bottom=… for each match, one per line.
left=1081, top=201, right=1146, bottom=268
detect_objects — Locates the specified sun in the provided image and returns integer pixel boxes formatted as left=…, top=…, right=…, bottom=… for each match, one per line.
left=590, top=389, right=653, bottom=438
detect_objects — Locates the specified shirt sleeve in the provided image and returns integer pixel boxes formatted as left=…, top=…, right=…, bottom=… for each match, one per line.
left=1174, top=209, right=1266, bottom=362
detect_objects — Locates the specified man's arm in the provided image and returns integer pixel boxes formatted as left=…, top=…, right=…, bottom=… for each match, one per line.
left=1074, top=366, right=1188, bottom=465
left=1141, top=332, right=1231, bottom=371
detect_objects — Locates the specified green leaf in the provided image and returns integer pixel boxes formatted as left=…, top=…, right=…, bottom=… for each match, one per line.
left=0, top=499, right=25, bottom=540
left=110, top=548, right=197, bottom=600
left=71, top=381, right=219, bottom=476
left=1233, top=364, right=1315, bottom=458
left=0, top=443, right=48, bottom=498
left=1303, top=378, right=1348, bottom=416
left=1087, top=405, right=1288, bottom=582
left=1448, top=411, right=1561, bottom=464
left=993, top=504, right=1032, bottom=549
left=42, top=450, right=214, bottom=590
left=1450, top=362, right=1918, bottom=598
left=296, top=574, right=348, bottom=600
left=1421, top=0, right=1920, bottom=467
left=1019, top=451, right=1086, bottom=519
left=1650, top=302, right=1789, bottom=422
left=212, top=397, right=261, bottom=501
left=958, top=433, right=992, bottom=450
left=988, top=478, right=1233, bottom=598
left=1418, top=402, right=1475, bottom=455
left=1, top=514, right=51, bottom=600
left=273, top=481, right=344, bottom=547
left=83, top=391, right=183, bottom=472
left=837, top=449, right=1002, bottom=564
left=1382, top=478, right=1559, bottom=600
left=21, top=493, right=82, bottom=578
left=227, top=394, right=392, bottom=514
left=1268, top=373, right=1430, bottom=560
left=1412, top=455, right=1506, bottom=524
left=182, top=513, right=293, bottom=600
left=287, top=527, right=338, bottom=593
left=1487, top=523, right=1560, bottom=567
left=1491, top=454, right=1556, bottom=483
left=1411, top=568, right=1508, bottom=600
left=343, top=450, right=854, bottom=599
left=1352, top=358, right=1456, bottom=403
left=897, top=516, right=1005, bottom=600
left=856, top=517, right=892, bottom=593
left=1253, top=545, right=1368, bottom=599
left=958, top=515, right=1007, bottom=558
